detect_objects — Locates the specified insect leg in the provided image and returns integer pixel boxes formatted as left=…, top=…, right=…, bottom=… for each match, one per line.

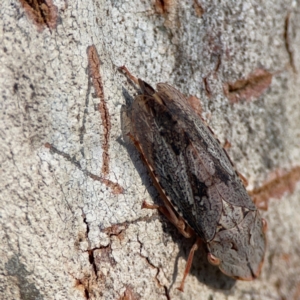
left=119, top=65, right=139, bottom=85
left=142, top=200, right=193, bottom=238
left=177, top=238, right=202, bottom=292
left=237, top=171, right=249, bottom=187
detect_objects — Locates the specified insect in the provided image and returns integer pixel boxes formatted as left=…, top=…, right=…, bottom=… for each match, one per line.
left=120, top=67, right=267, bottom=291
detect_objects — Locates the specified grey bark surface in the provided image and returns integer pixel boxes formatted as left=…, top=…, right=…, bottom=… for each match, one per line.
left=1, top=1, right=300, bottom=300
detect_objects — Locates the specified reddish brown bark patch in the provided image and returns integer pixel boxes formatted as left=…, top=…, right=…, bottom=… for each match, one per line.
left=223, top=69, right=272, bottom=103
left=19, top=0, right=58, bottom=31
left=249, top=166, right=300, bottom=210
left=154, top=0, right=176, bottom=14
left=74, top=278, right=90, bottom=300
left=118, top=286, right=140, bottom=300
left=93, top=246, right=116, bottom=268
left=103, top=224, right=126, bottom=240
left=193, top=0, right=204, bottom=17
left=87, top=45, right=111, bottom=176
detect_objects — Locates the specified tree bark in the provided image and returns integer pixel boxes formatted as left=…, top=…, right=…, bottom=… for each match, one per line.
left=1, top=0, right=300, bottom=299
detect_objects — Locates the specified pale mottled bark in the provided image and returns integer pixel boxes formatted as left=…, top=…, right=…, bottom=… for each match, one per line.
left=1, top=1, right=300, bottom=299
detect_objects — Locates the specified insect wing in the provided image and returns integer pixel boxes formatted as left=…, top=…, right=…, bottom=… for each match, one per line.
left=127, top=80, right=266, bottom=280
left=130, top=83, right=223, bottom=241
left=207, top=210, right=266, bottom=279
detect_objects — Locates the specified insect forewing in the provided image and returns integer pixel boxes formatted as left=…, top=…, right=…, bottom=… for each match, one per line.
left=126, top=80, right=266, bottom=280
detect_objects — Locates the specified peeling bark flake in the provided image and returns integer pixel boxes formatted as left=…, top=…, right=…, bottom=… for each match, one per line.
left=87, top=45, right=111, bottom=176
left=223, top=69, right=272, bottom=103
left=249, top=166, right=300, bottom=210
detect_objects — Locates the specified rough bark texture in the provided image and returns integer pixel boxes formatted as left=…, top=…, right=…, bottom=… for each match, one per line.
left=1, top=1, right=300, bottom=299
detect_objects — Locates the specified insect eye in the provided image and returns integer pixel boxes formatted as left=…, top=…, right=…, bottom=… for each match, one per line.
left=207, top=253, right=221, bottom=266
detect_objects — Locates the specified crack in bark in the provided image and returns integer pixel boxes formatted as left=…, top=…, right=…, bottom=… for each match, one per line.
left=79, top=66, right=93, bottom=157
left=137, top=237, right=170, bottom=300
left=70, top=274, right=90, bottom=300
left=82, top=213, right=117, bottom=279
left=82, top=213, right=98, bottom=278
left=203, top=76, right=212, bottom=98
left=284, top=12, right=297, bottom=73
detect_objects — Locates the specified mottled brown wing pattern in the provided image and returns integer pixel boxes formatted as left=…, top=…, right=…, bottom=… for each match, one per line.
left=207, top=210, right=265, bottom=280
left=130, top=83, right=257, bottom=241
left=123, top=76, right=266, bottom=285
